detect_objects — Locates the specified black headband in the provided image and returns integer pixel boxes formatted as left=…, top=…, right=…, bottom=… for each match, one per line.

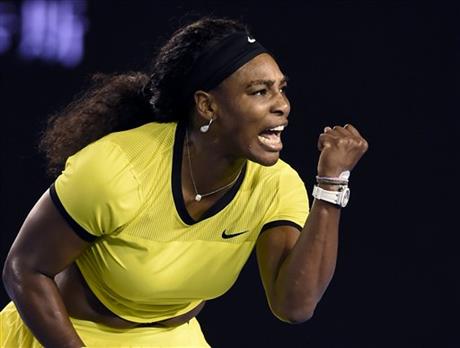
left=182, top=31, right=269, bottom=99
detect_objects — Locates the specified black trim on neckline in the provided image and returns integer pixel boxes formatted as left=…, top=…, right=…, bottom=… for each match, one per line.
left=260, top=220, right=303, bottom=234
left=171, top=121, right=247, bottom=225
left=49, top=183, right=98, bottom=242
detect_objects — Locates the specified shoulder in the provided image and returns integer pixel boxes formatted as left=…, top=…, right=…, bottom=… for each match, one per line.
left=247, top=158, right=308, bottom=209
left=245, top=159, right=309, bottom=233
left=58, top=121, right=179, bottom=198
left=248, top=158, right=304, bottom=188
left=91, top=122, right=177, bottom=167
left=53, top=133, right=148, bottom=237
left=105, top=121, right=176, bottom=142
left=56, top=138, right=141, bottom=202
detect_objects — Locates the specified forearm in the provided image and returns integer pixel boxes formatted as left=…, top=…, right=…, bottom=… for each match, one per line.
left=3, top=264, right=85, bottom=348
left=262, top=123, right=367, bottom=323
left=273, top=199, right=340, bottom=321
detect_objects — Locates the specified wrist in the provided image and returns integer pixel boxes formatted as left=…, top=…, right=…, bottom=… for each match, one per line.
left=312, top=185, right=350, bottom=208
left=317, top=168, right=348, bottom=177
left=313, top=171, right=351, bottom=207
left=317, top=183, right=341, bottom=191
left=317, top=171, right=341, bottom=177
left=316, top=171, right=350, bottom=186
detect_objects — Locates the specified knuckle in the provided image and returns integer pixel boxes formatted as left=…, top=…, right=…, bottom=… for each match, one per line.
left=354, top=137, right=366, bottom=147
left=354, top=138, right=369, bottom=152
left=362, top=139, right=369, bottom=151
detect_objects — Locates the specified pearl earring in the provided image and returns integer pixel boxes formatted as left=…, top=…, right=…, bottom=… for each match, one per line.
left=200, top=118, right=214, bottom=133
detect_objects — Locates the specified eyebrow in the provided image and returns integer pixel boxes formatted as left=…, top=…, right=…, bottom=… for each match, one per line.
left=246, top=75, right=289, bottom=88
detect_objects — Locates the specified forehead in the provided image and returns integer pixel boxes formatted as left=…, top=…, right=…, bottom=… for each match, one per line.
left=223, top=53, right=285, bottom=87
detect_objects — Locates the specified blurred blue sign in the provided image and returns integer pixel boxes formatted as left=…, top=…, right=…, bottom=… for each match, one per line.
left=0, top=0, right=87, bottom=67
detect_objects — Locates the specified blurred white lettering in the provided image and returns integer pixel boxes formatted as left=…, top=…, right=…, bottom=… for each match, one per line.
left=19, top=0, right=87, bottom=67
left=0, top=2, right=17, bottom=54
left=0, top=0, right=87, bottom=67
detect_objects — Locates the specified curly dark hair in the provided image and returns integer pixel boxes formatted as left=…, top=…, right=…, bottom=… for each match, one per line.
left=39, top=17, right=248, bottom=178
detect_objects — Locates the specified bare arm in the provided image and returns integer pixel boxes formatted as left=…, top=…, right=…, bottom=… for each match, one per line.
left=2, top=190, right=90, bottom=347
left=257, top=200, right=340, bottom=323
left=256, top=124, right=368, bottom=323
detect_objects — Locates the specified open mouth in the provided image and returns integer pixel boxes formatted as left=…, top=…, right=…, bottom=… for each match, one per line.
left=257, top=124, right=285, bottom=151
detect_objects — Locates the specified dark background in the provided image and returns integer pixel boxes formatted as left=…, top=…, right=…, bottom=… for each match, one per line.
left=1, top=1, right=459, bottom=347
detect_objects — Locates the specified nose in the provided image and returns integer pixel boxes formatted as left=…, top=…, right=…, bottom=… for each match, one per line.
left=270, top=91, right=290, bottom=117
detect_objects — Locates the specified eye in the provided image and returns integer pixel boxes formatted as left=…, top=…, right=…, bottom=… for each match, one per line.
left=251, top=89, right=267, bottom=96
left=280, top=85, right=288, bottom=94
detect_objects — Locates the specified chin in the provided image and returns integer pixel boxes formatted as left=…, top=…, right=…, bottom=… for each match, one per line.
left=250, top=152, right=280, bottom=167
left=240, top=139, right=282, bottom=166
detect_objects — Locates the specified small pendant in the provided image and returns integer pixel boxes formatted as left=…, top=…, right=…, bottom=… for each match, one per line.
left=195, top=194, right=202, bottom=202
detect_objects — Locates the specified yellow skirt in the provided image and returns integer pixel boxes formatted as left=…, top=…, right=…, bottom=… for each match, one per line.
left=0, top=302, right=210, bottom=347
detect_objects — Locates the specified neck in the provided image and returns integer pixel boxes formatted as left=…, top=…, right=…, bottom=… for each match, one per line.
left=184, top=128, right=246, bottom=195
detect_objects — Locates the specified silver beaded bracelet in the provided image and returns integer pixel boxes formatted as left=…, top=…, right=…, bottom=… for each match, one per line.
left=316, top=170, right=350, bottom=186
left=316, top=177, right=349, bottom=185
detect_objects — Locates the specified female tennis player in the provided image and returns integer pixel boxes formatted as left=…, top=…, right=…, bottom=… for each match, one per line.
left=1, top=17, right=368, bottom=347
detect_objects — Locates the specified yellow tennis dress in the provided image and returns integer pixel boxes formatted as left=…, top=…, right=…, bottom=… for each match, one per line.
left=1, top=121, right=309, bottom=347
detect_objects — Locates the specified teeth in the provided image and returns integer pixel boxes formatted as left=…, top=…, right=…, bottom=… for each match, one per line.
left=258, top=134, right=281, bottom=145
left=269, top=125, right=285, bottom=131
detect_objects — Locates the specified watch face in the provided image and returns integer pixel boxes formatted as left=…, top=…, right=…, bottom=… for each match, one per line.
left=341, top=188, right=351, bottom=207
left=339, top=170, right=350, bottom=180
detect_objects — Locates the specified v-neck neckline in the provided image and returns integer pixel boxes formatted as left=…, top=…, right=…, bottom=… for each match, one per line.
left=171, top=121, right=247, bottom=225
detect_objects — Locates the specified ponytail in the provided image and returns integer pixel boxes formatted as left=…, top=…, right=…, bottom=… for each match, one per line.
left=39, top=17, right=248, bottom=179
left=39, top=72, right=154, bottom=178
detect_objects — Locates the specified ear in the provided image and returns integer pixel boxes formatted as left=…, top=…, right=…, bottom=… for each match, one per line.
left=193, top=90, right=218, bottom=121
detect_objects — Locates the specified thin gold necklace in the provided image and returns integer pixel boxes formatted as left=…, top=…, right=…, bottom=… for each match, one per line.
left=185, top=130, right=242, bottom=202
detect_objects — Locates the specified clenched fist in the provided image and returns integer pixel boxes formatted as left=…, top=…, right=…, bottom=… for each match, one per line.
left=317, top=124, right=368, bottom=177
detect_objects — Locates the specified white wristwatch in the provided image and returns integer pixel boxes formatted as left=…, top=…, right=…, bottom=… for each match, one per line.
left=312, top=185, right=350, bottom=208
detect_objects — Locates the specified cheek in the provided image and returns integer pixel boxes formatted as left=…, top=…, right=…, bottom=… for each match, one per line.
left=216, top=97, right=268, bottom=149
left=235, top=111, right=265, bottom=144
left=237, top=102, right=267, bottom=125
left=222, top=103, right=262, bottom=131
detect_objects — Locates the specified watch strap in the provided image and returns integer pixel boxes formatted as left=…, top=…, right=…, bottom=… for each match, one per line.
left=312, top=185, right=350, bottom=207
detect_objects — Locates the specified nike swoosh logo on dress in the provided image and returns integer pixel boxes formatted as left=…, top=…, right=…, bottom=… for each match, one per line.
left=221, top=229, right=249, bottom=239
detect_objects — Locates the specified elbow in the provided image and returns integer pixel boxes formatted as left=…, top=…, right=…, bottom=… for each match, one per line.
left=2, top=254, right=30, bottom=299
left=3, top=254, right=53, bottom=300
left=281, top=309, right=315, bottom=325
left=271, top=301, right=317, bottom=324
left=2, top=257, right=15, bottom=296
left=2, top=255, right=19, bottom=297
